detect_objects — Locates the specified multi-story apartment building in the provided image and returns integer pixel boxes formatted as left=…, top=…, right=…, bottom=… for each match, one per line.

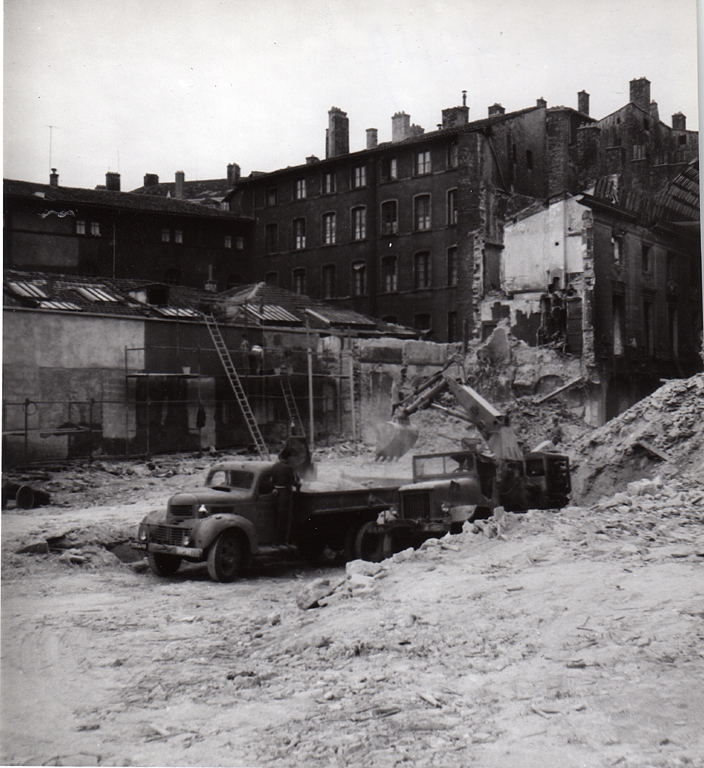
left=3, top=170, right=254, bottom=290
left=227, top=78, right=698, bottom=348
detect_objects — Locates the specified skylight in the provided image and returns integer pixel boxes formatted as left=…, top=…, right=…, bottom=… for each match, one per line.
left=74, top=285, right=119, bottom=303
left=155, top=307, right=201, bottom=318
left=8, top=281, right=49, bottom=299
left=38, top=301, right=82, bottom=311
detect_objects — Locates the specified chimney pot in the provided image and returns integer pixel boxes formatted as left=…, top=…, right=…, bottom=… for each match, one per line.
left=227, top=163, right=241, bottom=185
left=577, top=90, right=590, bottom=116
left=306, top=155, right=320, bottom=164
left=49, top=168, right=59, bottom=188
left=326, top=107, right=349, bottom=158
left=488, top=103, right=505, bottom=116
left=536, top=97, right=547, bottom=108
left=144, top=173, right=159, bottom=188
left=174, top=170, right=185, bottom=199
left=391, top=112, right=411, bottom=142
left=366, top=128, right=378, bottom=149
left=672, top=112, right=686, bottom=131
left=105, top=171, right=121, bottom=191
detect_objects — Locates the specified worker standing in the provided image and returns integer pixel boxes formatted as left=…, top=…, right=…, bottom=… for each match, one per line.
left=272, top=449, right=301, bottom=545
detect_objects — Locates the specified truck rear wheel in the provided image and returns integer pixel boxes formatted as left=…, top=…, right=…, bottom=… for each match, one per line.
left=354, top=522, right=385, bottom=563
left=147, top=552, right=182, bottom=577
left=207, top=531, right=244, bottom=583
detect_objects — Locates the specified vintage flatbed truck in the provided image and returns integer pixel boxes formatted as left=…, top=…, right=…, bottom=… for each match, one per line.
left=133, top=460, right=398, bottom=582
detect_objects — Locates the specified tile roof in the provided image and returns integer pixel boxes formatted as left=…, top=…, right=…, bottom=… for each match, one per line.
left=654, top=160, right=700, bottom=222
left=130, top=178, right=234, bottom=206
left=4, top=178, right=250, bottom=221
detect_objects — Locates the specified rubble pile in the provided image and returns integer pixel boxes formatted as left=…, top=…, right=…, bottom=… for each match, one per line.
left=571, top=373, right=704, bottom=505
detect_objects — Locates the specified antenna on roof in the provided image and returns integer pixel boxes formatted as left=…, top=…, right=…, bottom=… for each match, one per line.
left=47, top=125, right=58, bottom=169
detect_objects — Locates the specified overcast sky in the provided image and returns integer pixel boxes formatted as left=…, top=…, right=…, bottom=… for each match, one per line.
left=3, top=0, right=700, bottom=192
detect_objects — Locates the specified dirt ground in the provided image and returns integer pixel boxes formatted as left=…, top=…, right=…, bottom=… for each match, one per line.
left=2, top=441, right=704, bottom=768
left=2, top=374, right=704, bottom=767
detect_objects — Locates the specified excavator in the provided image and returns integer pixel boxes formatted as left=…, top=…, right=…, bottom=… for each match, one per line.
left=375, top=366, right=571, bottom=513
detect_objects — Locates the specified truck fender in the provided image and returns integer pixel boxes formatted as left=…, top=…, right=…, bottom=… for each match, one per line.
left=192, top=514, right=259, bottom=554
left=140, top=509, right=166, bottom=526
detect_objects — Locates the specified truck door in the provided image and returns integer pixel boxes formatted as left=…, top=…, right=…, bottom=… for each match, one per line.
left=254, top=470, right=278, bottom=544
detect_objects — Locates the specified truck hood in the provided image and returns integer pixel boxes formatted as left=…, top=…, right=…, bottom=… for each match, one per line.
left=169, top=488, right=251, bottom=506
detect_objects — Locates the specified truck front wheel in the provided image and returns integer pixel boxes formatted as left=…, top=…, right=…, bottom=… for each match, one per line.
left=147, top=551, right=182, bottom=577
left=207, top=531, right=244, bottom=583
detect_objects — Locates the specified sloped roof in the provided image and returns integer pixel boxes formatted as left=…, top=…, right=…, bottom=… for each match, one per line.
left=654, top=160, right=700, bottom=222
left=130, top=178, right=234, bottom=206
left=4, top=178, right=248, bottom=220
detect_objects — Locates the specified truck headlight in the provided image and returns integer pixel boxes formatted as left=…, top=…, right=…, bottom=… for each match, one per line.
left=182, top=534, right=191, bottom=547
left=441, top=502, right=451, bottom=513
left=138, top=525, right=148, bottom=542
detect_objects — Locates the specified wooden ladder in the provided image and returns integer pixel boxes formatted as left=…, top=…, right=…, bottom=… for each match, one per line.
left=202, top=313, right=270, bottom=460
left=279, top=371, right=305, bottom=437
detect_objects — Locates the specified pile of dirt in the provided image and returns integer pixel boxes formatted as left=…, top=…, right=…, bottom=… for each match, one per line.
left=570, top=373, right=704, bottom=505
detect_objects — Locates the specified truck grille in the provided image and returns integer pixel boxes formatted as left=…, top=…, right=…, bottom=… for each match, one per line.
left=169, top=505, right=194, bottom=519
left=155, top=525, right=187, bottom=546
left=401, top=490, right=431, bottom=520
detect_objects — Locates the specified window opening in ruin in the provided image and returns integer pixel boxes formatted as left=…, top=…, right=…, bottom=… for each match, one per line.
left=643, top=299, right=654, bottom=356
left=293, top=218, right=306, bottom=250
left=666, top=251, right=677, bottom=283
left=381, top=200, right=398, bottom=234
left=641, top=244, right=652, bottom=272
left=414, top=195, right=431, bottom=231
left=613, top=294, right=625, bottom=356
left=322, top=264, right=336, bottom=299
left=415, top=251, right=431, bottom=289
left=265, top=223, right=278, bottom=254
left=352, top=206, right=367, bottom=240
left=293, top=268, right=306, bottom=295
left=447, top=311, right=458, bottom=342
left=382, top=256, right=397, bottom=293
left=322, top=212, right=336, bottom=245
left=352, top=261, right=366, bottom=296
left=611, top=236, right=623, bottom=265
left=668, top=302, right=679, bottom=356
left=447, top=246, right=458, bottom=286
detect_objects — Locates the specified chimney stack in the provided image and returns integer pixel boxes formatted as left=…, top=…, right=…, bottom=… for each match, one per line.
left=174, top=170, right=185, bottom=199
left=306, top=155, right=320, bottom=164
left=488, top=103, right=505, bottom=116
left=326, top=107, right=349, bottom=158
left=672, top=112, right=686, bottom=131
left=144, top=173, right=159, bottom=188
left=50, top=168, right=59, bottom=188
left=105, top=171, right=121, bottom=191
left=629, top=77, right=651, bottom=111
left=227, top=163, right=241, bottom=185
left=391, top=112, right=411, bottom=142
left=536, top=97, right=547, bottom=108
left=366, top=128, right=378, bottom=149
left=577, top=90, right=590, bottom=116
left=442, top=103, right=470, bottom=128
left=649, top=100, right=659, bottom=124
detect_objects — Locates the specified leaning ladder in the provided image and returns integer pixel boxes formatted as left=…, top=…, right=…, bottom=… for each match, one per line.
left=202, top=313, right=270, bottom=460
left=279, top=372, right=305, bottom=437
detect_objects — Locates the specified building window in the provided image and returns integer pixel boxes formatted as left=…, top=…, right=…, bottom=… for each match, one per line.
left=381, top=200, right=398, bottom=235
left=293, top=268, right=306, bottom=295
left=266, top=187, right=278, bottom=206
left=322, top=172, right=336, bottom=194
left=295, top=178, right=307, bottom=200
left=414, top=313, right=432, bottom=331
left=76, top=220, right=86, bottom=235
left=381, top=157, right=397, bottom=182
left=293, top=218, right=306, bottom=250
left=613, top=294, right=625, bottom=356
left=611, top=235, right=623, bottom=265
left=322, top=264, right=336, bottom=299
left=265, top=223, right=278, bottom=254
left=447, top=189, right=458, bottom=225
left=447, top=246, right=458, bottom=285
left=415, top=251, right=431, bottom=289
left=161, top=228, right=170, bottom=242
left=382, top=256, right=397, bottom=293
left=236, top=236, right=244, bottom=250
left=447, top=311, right=458, bottom=343
left=224, top=235, right=232, bottom=249
left=416, top=150, right=431, bottom=175
left=526, top=150, right=533, bottom=170
left=90, top=222, right=101, bottom=237
left=265, top=271, right=278, bottom=286
left=448, top=140, right=459, bottom=168
left=174, top=229, right=183, bottom=244
left=352, top=262, right=366, bottom=296
left=322, top=212, right=336, bottom=245
left=352, top=206, right=367, bottom=240
left=353, top=165, right=367, bottom=188
left=643, top=299, right=654, bottom=356
left=678, top=134, right=687, bottom=146
left=641, top=244, right=652, bottom=272
left=633, top=144, right=646, bottom=160
left=414, top=195, right=431, bottom=231
left=164, top=268, right=181, bottom=285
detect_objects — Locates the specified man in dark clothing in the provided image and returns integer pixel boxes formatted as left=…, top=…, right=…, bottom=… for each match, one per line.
left=272, top=449, right=301, bottom=545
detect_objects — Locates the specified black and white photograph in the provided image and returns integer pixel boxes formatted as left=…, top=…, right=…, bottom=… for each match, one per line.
left=2, top=0, right=702, bottom=765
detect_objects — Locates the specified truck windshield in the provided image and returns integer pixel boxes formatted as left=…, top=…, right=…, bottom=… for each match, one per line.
left=208, top=470, right=254, bottom=489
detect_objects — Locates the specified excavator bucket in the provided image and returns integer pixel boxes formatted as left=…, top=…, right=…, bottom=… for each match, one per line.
left=375, top=418, right=419, bottom=461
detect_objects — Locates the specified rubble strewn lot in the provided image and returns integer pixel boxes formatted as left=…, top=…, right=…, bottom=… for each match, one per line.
left=2, top=376, right=704, bottom=767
